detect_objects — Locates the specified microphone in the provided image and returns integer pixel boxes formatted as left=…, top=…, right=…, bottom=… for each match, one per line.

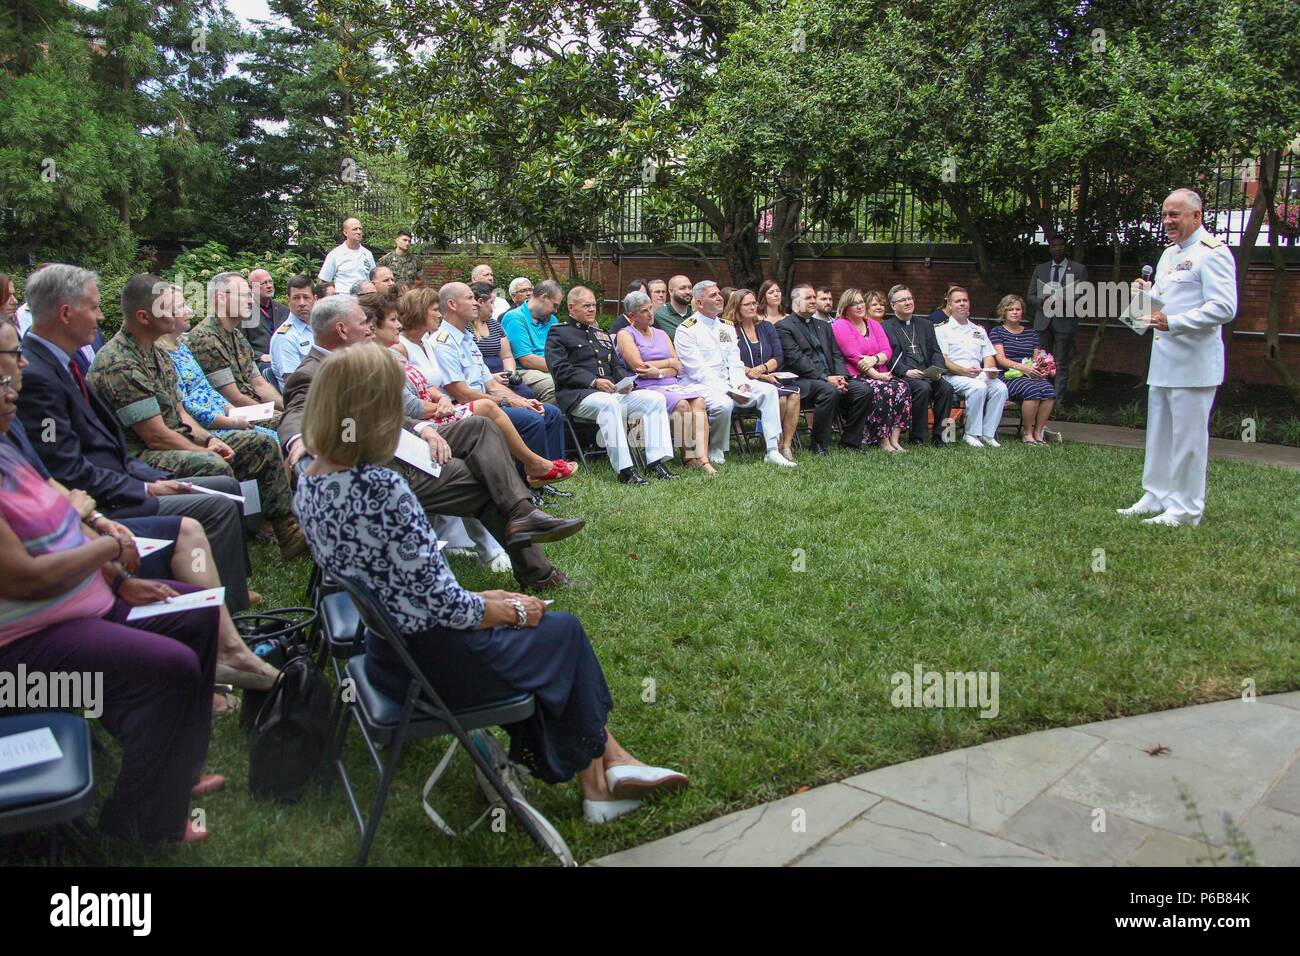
left=1141, top=265, right=1153, bottom=283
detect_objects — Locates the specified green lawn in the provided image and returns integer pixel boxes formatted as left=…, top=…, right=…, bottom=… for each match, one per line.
left=7, top=440, right=1300, bottom=866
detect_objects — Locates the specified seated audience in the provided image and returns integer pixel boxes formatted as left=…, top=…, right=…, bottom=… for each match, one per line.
left=1, top=273, right=16, bottom=330
left=294, top=344, right=688, bottom=822
left=362, top=293, right=571, bottom=485
left=776, top=284, right=873, bottom=453
left=313, top=282, right=335, bottom=299
left=654, top=274, right=695, bottom=337
left=17, top=265, right=251, bottom=611
left=831, top=289, right=911, bottom=452
left=468, top=281, right=529, bottom=395
left=508, top=276, right=534, bottom=307
left=675, top=280, right=795, bottom=468
left=935, top=287, right=1008, bottom=448
left=647, top=278, right=668, bottom=311
left=159, top=284, right=279, bottom=444
left=87, top=275, right=305, bottom=559
left=269, top=274, right=316, bottom=389
left=814, top=286, right=836, bottom=322
left=0, top=402, right=220, bottom=843
left=278, top=295, right=582, bottom=592
left=757, top=280, right=786, bottom=324
left=616, top=290, right=714, bottom=474
left=244, top=268, right=286, bottom=373
left=989, top=293, right=1057, bottom=444
left=500, top=279, right=560, bottom=403
left=469, top=264, right=510, bottom=319
left=435, top=284, right=569, bottom=483
left=723, top=289, right=801, bottom=461
left=188, top=272, right=284, bottom=423
left=370, top=265, right=395, bottom=298
left=883, top=284, right=955, bottom=447
left=546, top=286, right=678, bottom=485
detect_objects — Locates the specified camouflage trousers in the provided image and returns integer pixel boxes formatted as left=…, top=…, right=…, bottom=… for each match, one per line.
left=137, top=430, right=293, bottom=520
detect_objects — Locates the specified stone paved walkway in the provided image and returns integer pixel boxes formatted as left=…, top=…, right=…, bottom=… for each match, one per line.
left=1050, top=421, right=1300, bottom=471
left=591, top=694, right=1300, bottom=867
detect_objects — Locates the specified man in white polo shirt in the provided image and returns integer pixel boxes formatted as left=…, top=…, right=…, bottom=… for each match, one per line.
left=317, top=218, right=375, bottom=297
left=935, top=287, right=1007, bottom=448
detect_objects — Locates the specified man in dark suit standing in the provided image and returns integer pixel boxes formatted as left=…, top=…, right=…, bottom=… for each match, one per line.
left=776, top=283, right=872, bottom=452
left=278, top=295, right=582, bottom=592
left=884, top=284, right=954, bottom=447
left=1027, top=236, right=1088, bottom=401
left=244, top=268, right=289, bottom=376
left=18, top=264, right=251, bottom=611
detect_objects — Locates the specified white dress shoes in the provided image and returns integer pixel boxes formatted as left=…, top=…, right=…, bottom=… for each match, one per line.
left=981, top=436, right=1002, bottom=447
left=583, top=798, right=642, bottom=824
left=1143, top=513, right=1198, bottom=527
left=1117, top=495, right=1165, bottom=518
left=963, top=435, right=985, bottom=448
left=605, top=764, right=691, bottom=800
left=765, top=449, right=797, bottom=468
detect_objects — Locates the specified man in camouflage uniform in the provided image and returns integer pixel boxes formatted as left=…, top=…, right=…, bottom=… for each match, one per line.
left=188, top=272, right=284, bottom=429
left=377, top=229, right=421, bottom=288
left=88, top=274, right=306, bottom=559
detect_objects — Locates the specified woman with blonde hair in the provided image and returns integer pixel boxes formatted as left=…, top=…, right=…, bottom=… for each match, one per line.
left=723, top=288, right=802, bottom=460
left=295, top=344, right=688, bottom=823
left=989, top=293, right=1056, bottom=443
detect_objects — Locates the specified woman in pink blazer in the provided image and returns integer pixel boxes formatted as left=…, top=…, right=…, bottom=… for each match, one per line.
left=832, top=289, right=911, bottom=452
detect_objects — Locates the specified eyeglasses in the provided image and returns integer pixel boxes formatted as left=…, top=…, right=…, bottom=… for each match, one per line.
left=0, top=375, right=13, bottom=392
left=0, top=347, right=21, bottom=358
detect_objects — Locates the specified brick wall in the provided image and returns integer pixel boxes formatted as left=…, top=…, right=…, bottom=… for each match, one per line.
left=419, top=248, right=1300, bottom=387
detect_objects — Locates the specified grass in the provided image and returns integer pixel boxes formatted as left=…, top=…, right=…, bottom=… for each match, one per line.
left=5, top=439, right=1299, bottom=866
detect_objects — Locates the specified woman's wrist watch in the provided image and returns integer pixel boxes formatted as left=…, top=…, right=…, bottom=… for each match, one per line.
left=504, top=597, right=527, bottom=629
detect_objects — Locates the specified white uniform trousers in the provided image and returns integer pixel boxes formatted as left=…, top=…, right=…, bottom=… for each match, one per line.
left=946, top=375, right=1009, bottom=440
left=1140, top=385, right=1216, bottom=524
left=699, top=382, right=781, bottom=458
left=571, top=389, right=672, bottom=472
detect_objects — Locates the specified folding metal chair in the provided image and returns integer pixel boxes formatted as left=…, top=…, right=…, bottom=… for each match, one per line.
left=327, top=573, right=575, bottom=866
left=564, top=413, right=646, bottom=472
left=0, top=712, right=98, bottom=863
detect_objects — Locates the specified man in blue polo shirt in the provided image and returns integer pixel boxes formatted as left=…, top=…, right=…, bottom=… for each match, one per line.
left=499, top=278, right=560, bottom=403
left=434, top=282, right=569, bottom=494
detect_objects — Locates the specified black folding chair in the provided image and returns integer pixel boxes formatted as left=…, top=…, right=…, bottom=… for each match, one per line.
left=0, top=712, right=99, bottom=863
left=327, top=573, right=575, bottom=866
left=564, top=413, right=647, bottom=472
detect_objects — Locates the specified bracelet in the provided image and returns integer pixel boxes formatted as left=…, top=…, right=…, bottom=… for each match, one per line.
left=110, top=569, right=134, bottom=594
left=504, top=597, right=527, bottom=629
left=113, top=536, right=125, bottom=562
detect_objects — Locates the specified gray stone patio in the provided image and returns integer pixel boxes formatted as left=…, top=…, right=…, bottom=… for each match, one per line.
left=590, top=692, right=1300, bottom=867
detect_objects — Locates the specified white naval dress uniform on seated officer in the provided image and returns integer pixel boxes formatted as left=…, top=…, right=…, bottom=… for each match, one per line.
left=935, top=317, right=1008, bottom=445
left=674, top=310, right=790, bottom=466
left=1122, top=223, right=1237, bottom=526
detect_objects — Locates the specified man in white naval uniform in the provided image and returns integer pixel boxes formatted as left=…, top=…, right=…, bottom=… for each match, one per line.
left=674, top=280, right=796, bottom=468
left=1119, top=188, right=1237, bottom=527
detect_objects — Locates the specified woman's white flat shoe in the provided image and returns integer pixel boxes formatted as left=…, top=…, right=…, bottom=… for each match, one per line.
left=605, top=765, right=690, bottom=800
left=583, top=798, right=642, bottom=824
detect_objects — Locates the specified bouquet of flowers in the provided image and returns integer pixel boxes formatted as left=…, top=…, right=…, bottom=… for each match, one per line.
left=1005, top=351, right=1057, bottom=379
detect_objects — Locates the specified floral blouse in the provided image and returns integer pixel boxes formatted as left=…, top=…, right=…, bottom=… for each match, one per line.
left=393, top=348, right=471, bottom=429
left=293, top=463, right=485, bottom=634
left=167, top=338, right=277, bottom=438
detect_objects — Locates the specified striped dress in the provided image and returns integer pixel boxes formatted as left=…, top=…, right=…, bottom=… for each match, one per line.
left=0, top=442, right=114, bottom=647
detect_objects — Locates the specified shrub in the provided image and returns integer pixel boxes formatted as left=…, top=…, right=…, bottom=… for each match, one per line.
left=163, top=242, right=314, bottom=321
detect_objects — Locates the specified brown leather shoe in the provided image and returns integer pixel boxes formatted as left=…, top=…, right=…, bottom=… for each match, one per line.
left=525, top=569, right=582, bottom=592
left=272, top=516, right=309, bottom=560
left=505, top=510, right=585, bottom=546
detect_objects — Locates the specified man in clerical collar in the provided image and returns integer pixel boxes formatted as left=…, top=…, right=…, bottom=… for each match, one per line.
left=884, top=284, right=954, bottom=447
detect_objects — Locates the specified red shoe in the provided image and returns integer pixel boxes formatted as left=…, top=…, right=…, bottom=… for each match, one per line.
left=181, top=819, right=209, bottom=844
left=191, top=774, right=226, bottom=797
left=527, top=459, right=577, bottom=486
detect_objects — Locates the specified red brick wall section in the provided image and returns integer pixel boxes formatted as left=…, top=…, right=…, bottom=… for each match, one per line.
left=421, top=251, right=1300, bottom=387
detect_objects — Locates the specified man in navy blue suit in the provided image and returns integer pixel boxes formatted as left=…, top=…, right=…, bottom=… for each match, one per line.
left=17, top=264, right=251, bottom=611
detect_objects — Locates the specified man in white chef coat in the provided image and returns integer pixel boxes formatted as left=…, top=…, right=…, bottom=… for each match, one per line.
left=1119, top=188, right=1237, bottom=527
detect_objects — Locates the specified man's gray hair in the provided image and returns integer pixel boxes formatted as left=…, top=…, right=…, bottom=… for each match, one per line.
left=311, top=293, right=359, bottom=341
left=623, top=290, right=651, bottom=315
left=349, top=280, right=371, bottom=295
left=508, top=276, right=532, bottom=296
left=24, top=264, right=98, bottom=323
left=692, top=279, right=717, bottom=301
left=1168, top=187, right=1203, bottom=212
left=535, top=279, right=563, bottom=302
left=207, top=271, right=244, bottom=299
left=438, top=281, right=466, bottom=313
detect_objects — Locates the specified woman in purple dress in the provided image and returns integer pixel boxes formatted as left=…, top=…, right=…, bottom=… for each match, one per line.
left=615, top=291, right=715, bottom=474
left=989, top=294, right=1056, bottom=443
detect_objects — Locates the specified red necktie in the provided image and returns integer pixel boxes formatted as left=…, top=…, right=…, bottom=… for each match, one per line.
left=68, top=359, right=92, bottom=405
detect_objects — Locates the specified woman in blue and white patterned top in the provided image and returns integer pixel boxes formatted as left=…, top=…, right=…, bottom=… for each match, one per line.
left=293, top=343, right=688, bottom=823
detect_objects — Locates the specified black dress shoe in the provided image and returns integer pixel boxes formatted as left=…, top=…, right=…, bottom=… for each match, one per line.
left=809, top=444, right=831, bottom=456
left=618, top=467, right=649, bottom=485
left=932, top=437, right=951, bottom=448
left=648, top=461, right=680, bottom=480
left=539, top=483, right=574, bottom=498
left=525, top=569, right=582, bottom=592
left=505, top=511, right=586, bottom=546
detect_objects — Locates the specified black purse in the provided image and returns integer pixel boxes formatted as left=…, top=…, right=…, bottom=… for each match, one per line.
left=247, top=654, right=335, bottom=803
